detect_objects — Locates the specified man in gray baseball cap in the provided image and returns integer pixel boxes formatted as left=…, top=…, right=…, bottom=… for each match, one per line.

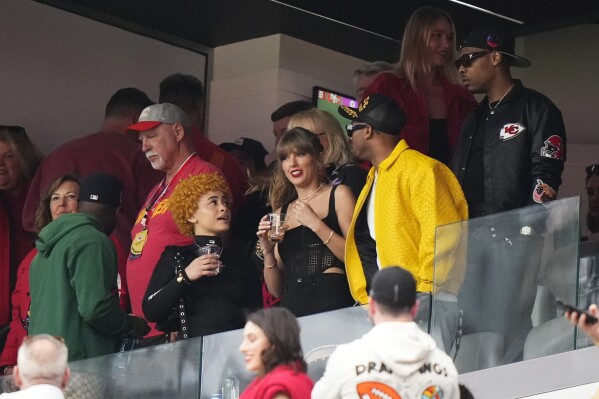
left=127, top=103, right=190, bottom=132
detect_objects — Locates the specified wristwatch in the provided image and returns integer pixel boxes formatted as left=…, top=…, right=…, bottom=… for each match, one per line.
left=177, top=273, right=185, bottom=284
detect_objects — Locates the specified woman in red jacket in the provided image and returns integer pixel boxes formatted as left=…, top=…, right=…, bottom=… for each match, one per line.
left=0, top=126, right=43, bottom=329
left=363, top=6, right=476, bottom=165
left=0, top=175, right=79, bottom=375
left=239, top=308, right=313, bottom=399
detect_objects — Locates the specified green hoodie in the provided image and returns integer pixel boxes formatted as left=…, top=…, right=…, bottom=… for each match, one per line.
left=29, top=213, right=131, bottom=361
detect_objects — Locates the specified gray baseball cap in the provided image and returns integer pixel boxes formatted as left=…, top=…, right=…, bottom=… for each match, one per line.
left=126, top=103, right=190, bottom=132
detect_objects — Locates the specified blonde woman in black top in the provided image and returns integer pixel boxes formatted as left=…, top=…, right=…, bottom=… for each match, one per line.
left=256, top=127, right=356, bottom=316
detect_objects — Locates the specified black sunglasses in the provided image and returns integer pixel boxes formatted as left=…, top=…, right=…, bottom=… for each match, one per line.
left=454, top=50, right=491, bottom=70
left=345, top=124, right=369, bottom=137
left=587, top=164, right=599, bottom=175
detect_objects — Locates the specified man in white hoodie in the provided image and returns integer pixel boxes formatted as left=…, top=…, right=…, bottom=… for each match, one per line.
left=311, top=266, right=459, bottom=399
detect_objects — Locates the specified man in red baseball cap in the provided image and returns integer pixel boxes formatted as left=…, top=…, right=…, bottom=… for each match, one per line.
left=126, top=103, right=220, bottom=339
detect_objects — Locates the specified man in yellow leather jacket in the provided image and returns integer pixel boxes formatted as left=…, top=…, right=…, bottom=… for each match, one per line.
left=339, top=94, right=468, bottom=352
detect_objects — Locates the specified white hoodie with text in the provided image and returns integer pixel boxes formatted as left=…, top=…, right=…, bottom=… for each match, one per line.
left=311, top=321, right=458, bottom=399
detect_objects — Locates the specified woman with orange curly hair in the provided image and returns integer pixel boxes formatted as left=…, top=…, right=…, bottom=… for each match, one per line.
left=142, top=173, right=261, bottom=339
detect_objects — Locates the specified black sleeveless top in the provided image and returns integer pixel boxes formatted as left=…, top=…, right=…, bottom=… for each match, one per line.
left=278, top=185, right=344, bottom=280
left=428, top=118, right=449, bottom=165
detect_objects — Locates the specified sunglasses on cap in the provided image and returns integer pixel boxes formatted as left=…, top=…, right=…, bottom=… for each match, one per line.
left=454, top=50, right=491, bottom=70
left=587, top=164, right=599, bottom=175
left=345, top=124, right=369, bottom=138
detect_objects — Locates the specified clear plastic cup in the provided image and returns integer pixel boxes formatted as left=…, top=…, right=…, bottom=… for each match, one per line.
left=196, top=243, right=222, bottom=274
left=267, top=213, right=287, bottom=243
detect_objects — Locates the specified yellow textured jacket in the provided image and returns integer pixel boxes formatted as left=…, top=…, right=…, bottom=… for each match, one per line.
left=345, top=140, right=468, bottom=303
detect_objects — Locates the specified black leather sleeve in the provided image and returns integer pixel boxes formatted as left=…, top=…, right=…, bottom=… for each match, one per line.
left=142, top=248, right=186, bottom=323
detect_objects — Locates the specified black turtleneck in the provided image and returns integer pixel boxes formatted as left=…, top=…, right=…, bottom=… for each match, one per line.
left=142, top=236, right=261, bottom=338
left=193, top=235, right=222, bottom=250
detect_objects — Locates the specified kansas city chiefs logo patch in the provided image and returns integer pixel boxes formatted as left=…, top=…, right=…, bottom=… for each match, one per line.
left=499, top=123, right=526, bottom=141
left=540, top=135, right=564, bottom=160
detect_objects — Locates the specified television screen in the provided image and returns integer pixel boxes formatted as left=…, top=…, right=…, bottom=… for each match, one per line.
left=312, top=86, right=358, bottom=132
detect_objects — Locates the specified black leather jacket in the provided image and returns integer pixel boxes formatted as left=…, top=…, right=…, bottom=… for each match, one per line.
left=452, top=80, right=566, bottom=217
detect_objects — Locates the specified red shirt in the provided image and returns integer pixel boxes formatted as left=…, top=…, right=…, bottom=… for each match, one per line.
left=0, top=201, right=8, bottom=327
left=240, top=364, right=313, bottom=399
left=22, top=131, right=162, bottom=248
left=127, top=155, right=218, bottom=336
left=0, top=248, right=36, bottom=367
left=364, top=72, right=476, bottom=159
left=0, top=185, right=35, bottom=326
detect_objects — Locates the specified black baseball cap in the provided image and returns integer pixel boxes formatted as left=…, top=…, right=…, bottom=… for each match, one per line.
left=219, top=137, right=268, bottom=170
left=370, top=266, right=416, bottom=309
left=459, top=27, right=531, bottom=68
left=338, top=94, right=406, bottom=136
left=79, top=172, right=123, bottom=207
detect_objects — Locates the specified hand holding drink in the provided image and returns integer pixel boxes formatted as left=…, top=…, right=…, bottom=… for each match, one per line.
left=196, top=243, right=223, bottom=275
left=267, top=213, right=287, bottom=243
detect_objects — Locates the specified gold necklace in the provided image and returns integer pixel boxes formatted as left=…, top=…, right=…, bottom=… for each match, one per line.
left=300, top=183, right=324, bottom=202
left=488, top=83, right=515, bottom=115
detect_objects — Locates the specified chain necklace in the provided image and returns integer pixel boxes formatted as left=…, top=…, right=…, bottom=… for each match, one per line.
left=299, top=183, right=324, bottom=202
left=488, top=83, right=515, bottom=115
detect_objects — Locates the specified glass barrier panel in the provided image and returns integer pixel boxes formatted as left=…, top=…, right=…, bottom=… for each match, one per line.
left=433, top=197, right=580, bottom=373
left=0, top=305, right=429, bottom=397
left=1, top=198, right=582, bottom=396
left=0, top=336, right=205, bottom=398
left=576, top=238, right=599, bottom=348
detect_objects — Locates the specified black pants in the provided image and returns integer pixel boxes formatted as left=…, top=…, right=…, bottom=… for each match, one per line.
left=281, top=273, right=355, bottom=317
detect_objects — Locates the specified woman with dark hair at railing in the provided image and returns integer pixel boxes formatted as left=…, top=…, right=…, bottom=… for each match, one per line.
left=239, top=307, right=313, bottom=399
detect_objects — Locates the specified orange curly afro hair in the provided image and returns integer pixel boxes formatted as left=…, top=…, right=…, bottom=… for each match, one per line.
left=168, top=173, right=232, bottom=237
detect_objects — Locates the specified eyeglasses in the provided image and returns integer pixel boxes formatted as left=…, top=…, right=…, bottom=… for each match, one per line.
left=454, top=51, right=491, bottom=70
left=587, top=164, right=599, bottom=175
left=345, top=124, right=369, bottom=137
